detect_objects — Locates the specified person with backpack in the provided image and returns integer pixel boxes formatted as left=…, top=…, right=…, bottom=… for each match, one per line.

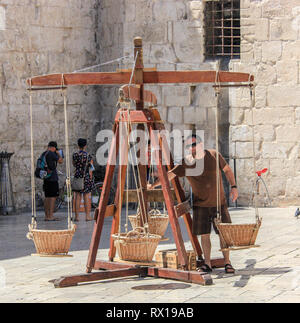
left=38, top=141, right=63, bottom=221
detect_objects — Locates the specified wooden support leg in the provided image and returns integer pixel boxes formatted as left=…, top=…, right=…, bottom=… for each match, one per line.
left=53, top=267, right=146, bottom=288
left=153, top=121, right=203, bottom=259
left=108, top=165, right=127, bottom=261
left=146, top=267, right=212, bottom=286
left=108, top=121, right=129, bottom=261
left=172, top=176, right=203, bottom=258
left=150, top=124, right=188, bottom=270
left=86, top=124, right=119, bottom=273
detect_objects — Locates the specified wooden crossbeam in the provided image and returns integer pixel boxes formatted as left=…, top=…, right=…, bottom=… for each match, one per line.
left=27, top=71, right=254, bottom=87
left=94, top=204, right=116, bottom=221
left=174, top=200, right=191, bottom=218
left=143, top=71, right=254, bottom=84
left=124, top=189, right=176, bottom=203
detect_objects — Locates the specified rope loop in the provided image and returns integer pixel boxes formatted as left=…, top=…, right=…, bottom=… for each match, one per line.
left=214, top=65, right=222, bottom=222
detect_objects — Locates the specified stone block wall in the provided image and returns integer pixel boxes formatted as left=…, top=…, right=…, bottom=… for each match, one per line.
left=229, top=0, right=300, bottom=206
left=0, top=0, right=101, bottom=210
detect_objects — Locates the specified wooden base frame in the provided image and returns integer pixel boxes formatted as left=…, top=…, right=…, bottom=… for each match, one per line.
left=53, top=260, right=215, bottom=288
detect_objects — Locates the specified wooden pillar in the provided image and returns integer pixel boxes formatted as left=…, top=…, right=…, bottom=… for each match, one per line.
left=149, top=123, right=188, bottom=270
left=86, top=124, right=119, bottom=272
left=108, top=120, right=129, bottom=261
left=153, top=119, right=203, bottom=259
left=133, top=37, right=148, bottom=226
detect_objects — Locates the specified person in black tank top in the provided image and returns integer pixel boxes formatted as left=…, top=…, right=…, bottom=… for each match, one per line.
left=43, top=141, right=63, bottom=221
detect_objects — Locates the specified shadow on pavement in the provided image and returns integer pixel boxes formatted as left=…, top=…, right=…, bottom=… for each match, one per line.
left=213, top=259, right=292, bottom=287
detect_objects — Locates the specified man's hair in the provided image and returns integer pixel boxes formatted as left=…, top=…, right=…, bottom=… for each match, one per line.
left=185, top=134, right=202, bottom=143
left=48, top=141, right=57, bottom=149
left=78, top=138, right=87, bottom=148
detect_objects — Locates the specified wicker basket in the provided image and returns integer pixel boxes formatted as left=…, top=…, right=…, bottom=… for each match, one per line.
left=111, top=227, right=161, bottom=262
left=129, top=209, right=169, bottom=237
left=216, top=219, right=261, bottom=251
left=27, top=224, right=77, bottom=256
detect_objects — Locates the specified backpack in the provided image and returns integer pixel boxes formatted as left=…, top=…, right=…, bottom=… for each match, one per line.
left=34, top=151, right=52, bottom=179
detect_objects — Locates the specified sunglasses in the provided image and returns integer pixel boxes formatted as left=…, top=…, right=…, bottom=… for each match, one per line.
left=185, top=142, right=200, bottom=149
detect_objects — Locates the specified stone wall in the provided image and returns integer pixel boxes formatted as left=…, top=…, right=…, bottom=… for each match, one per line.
left=0, top=0, right=100, bottom=210
left=229, top=0, right=300, bottom=206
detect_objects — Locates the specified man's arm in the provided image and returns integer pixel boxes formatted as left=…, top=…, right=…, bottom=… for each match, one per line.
left=148, top=170, right=177, bottom=189
left=223, top=164, right=238, bottom=202
left=56, top=151, right=63, bottom=164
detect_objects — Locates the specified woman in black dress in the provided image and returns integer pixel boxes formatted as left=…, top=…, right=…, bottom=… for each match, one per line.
left=72, top=138, right=95, bottom=221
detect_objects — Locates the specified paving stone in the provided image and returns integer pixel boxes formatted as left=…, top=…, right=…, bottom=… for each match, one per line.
left=1, top=206, right=300, bottom=303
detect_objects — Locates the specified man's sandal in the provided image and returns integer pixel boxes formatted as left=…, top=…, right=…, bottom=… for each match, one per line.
left=196, top=264, right=212, bottom=273
left=225, top=263, right=235, bottom=274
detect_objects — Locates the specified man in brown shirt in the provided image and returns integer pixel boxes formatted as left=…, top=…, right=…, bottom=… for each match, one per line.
left=150, top=134, right=238, bottom=273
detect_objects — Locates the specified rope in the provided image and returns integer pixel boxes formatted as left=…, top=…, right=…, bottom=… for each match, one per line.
left=62, top=83, right=73, bottom=229
left=214, top=70, right=259, bottom=230
left=28, top=76, right=73, bottom=231
left=115, top=52, right=140, bottom=235
left=118, top=111, right=123, bottom=236
left=125, top=111, right=130, bottom=234
left=249, top=84, right=260, bottom=222
left=29, top=80, right=37, bottom=229
left=72, top=55, right=132, bottom=73
left=126, top=51, right=148, bottom=231
left=127, top=115, right=148, bottom=231
left=214, top=67, right=222, bottom=222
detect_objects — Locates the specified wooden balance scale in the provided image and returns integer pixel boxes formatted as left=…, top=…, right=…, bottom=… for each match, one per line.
left=28, top=37, right=254, bottom=288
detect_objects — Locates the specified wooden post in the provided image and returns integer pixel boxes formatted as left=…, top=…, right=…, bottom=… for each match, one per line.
left=86, top=124, right=119, bottom=272
left=153, top=118, right=203, bottom=259
left=108, top=120, right=129, bottom=261
left=133, top=37, right=148, bottom=227
left=149, top=123, right=188, bottom=270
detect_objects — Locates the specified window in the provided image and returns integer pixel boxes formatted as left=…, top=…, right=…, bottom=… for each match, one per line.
left=204, top=0, right=240, bottom=59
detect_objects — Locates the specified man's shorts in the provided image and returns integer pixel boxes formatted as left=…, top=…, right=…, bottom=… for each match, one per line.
left=192, top=205, right=232, bottom=235
left=43, top=181, right=59, bottom=198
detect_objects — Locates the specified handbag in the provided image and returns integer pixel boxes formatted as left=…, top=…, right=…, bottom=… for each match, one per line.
left=71, top=153, right=89, bottom=191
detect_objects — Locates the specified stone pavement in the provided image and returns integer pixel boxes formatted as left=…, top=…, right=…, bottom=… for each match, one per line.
left=0, top=206, right=300, bottom=303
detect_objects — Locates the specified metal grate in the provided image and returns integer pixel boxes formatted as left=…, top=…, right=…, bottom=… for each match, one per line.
left=204, top=0, right=240, bottom=59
